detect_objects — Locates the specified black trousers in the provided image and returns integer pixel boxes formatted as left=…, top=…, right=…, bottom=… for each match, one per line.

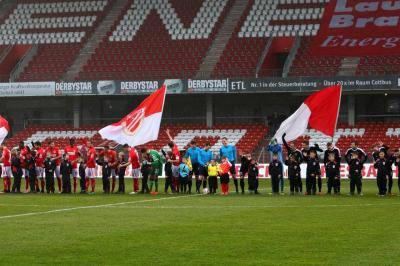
left=187, top=176, right=193, bottom=193
left=45, top=172, right=55, bottom=193
left=80, top=174, right=86, bottom=192
left=12, top=172, right=22, bottom=192
left=377, top=175, right=387, bottom=195
left=179, top=177, right=188, bottom=193
left=102, top=176, right=110, bottom=193
left=165, top=176, right=174, bottom=193
left=62, top=175, right=71, bottom=193
left=248, top=175, right=257, bottom=191
left=288, top=175, right=300, bottom=193
left=317, top=176, right=322, bottom=192
left=118, top=168, right=125, bottom=193
left=306, top=175, right=316, bottom=195
left=327, top=176, right=341, bottom=194
left=208, top=176, right=217, bottom=193
left=387, top=171, right=393, bottom=193
left=327, top=176, right=335, bottom=194
left=271, top=175, right=279, bottom=193
left=141, top=172, right=149, bottom=193
left=29, top=173, right=36, bottom=192
left=349, top=175, right=362, bottom=194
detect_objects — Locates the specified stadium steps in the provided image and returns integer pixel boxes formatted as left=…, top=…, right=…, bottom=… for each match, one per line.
left=9, top=45, right=38, bottom=82
left=0, top=45, right=12, bottom=63
left=62, top=0, right=130, bottom=81
left=338, top=57, right=360, bottom=76
left=0, top=0, right=15, bottom=23
left=194, top=0, right=248, bottom=79
left=255, top=38, right=273, bottom=77
left=282, top=36, right=302, bottom=78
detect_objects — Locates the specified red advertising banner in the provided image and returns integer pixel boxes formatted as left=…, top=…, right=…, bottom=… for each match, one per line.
left=311, top=0, right=400, bottom=56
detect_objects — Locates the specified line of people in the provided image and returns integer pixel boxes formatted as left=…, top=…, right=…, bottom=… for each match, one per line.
left=280, top=134, right=400, bottom=196
left=1, top=131, right=400, bottom=196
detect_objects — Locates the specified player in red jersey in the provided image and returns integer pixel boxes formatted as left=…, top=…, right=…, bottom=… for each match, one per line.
left=166, top=129, right=181, bottom=192
left=34, top=141, right=46, bottom=193
left=46, top=141, right=62, bottom=193
left=0, top=144, right=12, bottom=193
left=64, top=138, right=80, bottom=193
left=104, top=145, right=118, bottom=193
left=86, top=140, right=97, bottom=194
left=19, top=141, right=30, bottom=193
left=128, top=145, right=141, bottom=194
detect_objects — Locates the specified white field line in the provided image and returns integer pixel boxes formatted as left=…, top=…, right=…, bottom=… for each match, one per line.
left=104, top=202, right=400, bottom=209
left=0, top=194, right=202, bottom=220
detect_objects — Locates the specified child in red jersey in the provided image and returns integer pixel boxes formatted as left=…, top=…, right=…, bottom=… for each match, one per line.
left=219, top=156, right=232, bottom=196
left=0, top=144, right=12, bottom=193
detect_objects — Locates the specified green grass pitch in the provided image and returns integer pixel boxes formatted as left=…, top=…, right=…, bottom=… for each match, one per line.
left=0, top=179, right=400, bottom=266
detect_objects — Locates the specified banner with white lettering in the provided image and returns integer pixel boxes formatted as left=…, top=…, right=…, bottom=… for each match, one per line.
left=311, top=0, right=400, bottom=56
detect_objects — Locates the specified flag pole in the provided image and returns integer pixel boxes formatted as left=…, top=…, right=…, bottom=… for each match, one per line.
left=332, top=84, right=343, bottom=144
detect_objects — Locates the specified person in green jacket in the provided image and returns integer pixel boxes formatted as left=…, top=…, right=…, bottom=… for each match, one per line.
left=142, top=148, right=163, bottom=195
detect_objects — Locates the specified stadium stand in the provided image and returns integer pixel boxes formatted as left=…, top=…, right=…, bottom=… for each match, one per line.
left=4, top=123, right=268, bottom=156
left=0, top=0, right=112, bottom=81
left=78, top=0, right=233, bottom=80
left=0, top=0, right=399, bottom=80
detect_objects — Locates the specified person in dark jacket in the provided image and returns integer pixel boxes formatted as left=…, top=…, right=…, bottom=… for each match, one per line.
left=11, top=150, right=22, bottom=193
left=140, top=152, right=151, bottom=194
left=374, top=151, right=389, bottom=196
left=386, top=151, right=396, bottom=195
left=346, top=151, right=366, bottom=196
left=26, top=151, right=37, bottom=193
left=282, top=133, right=303, bottom=192
left=269, top=152, right=283, bottom=194
left=324, top=142, right=341, bottom=166
left=240, top=154, right=251, bottom=192
left=97, top=156, right=111, bottom=194
left=394, top=150, right=400, bottom=194
left=60, top=154, right=73, bottom=193
left=248, top=158, right=259, bottom=194
left=305, top=150, right=320, bottom=195
left=44, top=152, right=56, bottom=193
left=325, top=153, right=340, bottom=195
left=117, top=152, right=129, bottom=194
left=285, top=153, right=301, bottom=195
left=163, top=150, right=174, bottom=194
left=79, top=156, right=86, bottom=194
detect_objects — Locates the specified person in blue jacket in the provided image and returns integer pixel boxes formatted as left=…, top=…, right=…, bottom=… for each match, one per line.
left=219, top=137, right=239, bottom=193
left=268, top=138, right=284, bottom=194
left=198, top=142, right=213, bottom=193
left=185, top=140, right=201, bottom=194
left=178, top=157, right=190, bottom=194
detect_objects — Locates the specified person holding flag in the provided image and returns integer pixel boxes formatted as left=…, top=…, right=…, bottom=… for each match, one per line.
left=166, top=128, right=181, bottom=193
left=273, top=85, right=342, bottom=146
left=99, top=85, right=167, bottom=194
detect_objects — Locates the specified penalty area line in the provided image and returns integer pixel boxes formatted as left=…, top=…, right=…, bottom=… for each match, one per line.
left=0, top=194, right=202, bottom=220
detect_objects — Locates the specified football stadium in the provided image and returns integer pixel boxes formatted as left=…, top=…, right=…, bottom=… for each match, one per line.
left=1, top=0, right=400, bottom=265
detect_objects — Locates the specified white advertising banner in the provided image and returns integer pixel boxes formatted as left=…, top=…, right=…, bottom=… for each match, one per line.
left=0, top=82, right=55, bottom=97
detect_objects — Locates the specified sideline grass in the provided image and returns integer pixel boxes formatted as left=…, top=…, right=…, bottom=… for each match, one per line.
left=0, top=179, right=399, bottom=265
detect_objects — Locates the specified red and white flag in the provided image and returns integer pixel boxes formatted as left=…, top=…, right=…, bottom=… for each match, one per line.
left=99, top=85, right=167, bottom=146
left=0, top=116, right=9, bottom=145
left=274, top=85, right=342, bottom=144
